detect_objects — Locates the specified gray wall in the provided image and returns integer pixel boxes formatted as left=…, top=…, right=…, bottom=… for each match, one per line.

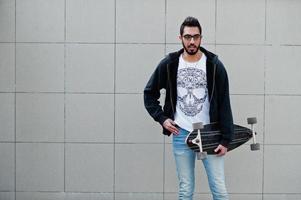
left=0, top=0, right=300, bottom=199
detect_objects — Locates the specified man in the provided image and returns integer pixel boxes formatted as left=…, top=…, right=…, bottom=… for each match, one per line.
left=144, top=16, right=234, bottom=200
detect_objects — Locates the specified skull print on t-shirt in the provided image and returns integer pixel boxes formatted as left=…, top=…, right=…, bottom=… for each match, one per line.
left=174, top=54, right=210, bottom=132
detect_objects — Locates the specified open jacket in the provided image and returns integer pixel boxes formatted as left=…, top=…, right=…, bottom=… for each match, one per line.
left=144, top=46, right=234, bottom=147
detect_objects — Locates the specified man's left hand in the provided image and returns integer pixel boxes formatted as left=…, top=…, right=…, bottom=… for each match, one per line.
left=214, top=144, right=228, bottom=156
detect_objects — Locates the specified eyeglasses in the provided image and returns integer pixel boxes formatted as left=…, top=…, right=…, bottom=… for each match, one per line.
left=182, top=34, right=201, bottom=41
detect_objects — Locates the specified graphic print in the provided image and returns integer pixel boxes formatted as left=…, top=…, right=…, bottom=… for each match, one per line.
left=177, top=67, right=208, bottom=116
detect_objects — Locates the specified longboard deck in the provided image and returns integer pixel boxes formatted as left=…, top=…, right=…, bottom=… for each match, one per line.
left=186, top=123, right=253, bottom=154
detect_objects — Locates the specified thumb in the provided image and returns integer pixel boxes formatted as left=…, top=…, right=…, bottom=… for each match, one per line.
left=214, top=146, right=220, bottom=152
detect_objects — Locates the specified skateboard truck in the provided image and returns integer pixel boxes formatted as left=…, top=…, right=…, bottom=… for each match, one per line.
left=247, top=117, right=260, bottom=151
left=191, top=122, right=207, bottom=160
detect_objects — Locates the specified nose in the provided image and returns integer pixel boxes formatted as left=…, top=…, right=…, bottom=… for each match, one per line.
left=189, top=38, right=196, bottom=44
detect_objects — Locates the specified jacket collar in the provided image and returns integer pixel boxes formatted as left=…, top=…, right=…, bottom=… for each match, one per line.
left=167, top=46, right=219, bottom=64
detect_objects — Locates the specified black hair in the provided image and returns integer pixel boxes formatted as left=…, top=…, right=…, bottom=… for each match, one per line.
left=180, top=16, right=202, bottom=36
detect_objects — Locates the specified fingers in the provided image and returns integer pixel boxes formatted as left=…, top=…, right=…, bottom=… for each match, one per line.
left=214, top=145, right=227, bottom=156
left=167, top=123, right=179, bottom=135
left=163, top=119, right=179, bottom=135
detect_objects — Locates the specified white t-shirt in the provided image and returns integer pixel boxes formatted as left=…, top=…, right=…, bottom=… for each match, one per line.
left=174, top=54, right=210, bottom=132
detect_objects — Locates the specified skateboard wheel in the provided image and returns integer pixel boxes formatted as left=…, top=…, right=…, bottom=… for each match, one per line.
left=247, top=117, right=257, bottom=125
left=250, top=143, right=260, bottom=151
left=193, top=122, right=203, bottom=130
left=197, top=152, right=207, bottom=160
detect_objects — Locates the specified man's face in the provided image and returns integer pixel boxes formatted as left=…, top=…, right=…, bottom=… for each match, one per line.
left=180, top=26, right=202, bottom=55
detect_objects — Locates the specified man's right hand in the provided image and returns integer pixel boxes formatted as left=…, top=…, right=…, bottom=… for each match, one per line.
left=163, top=119, right=179, bottom=135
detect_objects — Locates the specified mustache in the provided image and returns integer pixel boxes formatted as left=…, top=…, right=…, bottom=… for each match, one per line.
left=188, top=44, right=197, bottom=48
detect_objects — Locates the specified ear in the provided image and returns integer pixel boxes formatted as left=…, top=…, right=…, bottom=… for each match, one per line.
left=178, top=35, right=182, bottom=41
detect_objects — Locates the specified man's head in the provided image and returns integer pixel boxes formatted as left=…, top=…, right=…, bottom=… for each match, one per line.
left=179, top=17, right=202, bottom=55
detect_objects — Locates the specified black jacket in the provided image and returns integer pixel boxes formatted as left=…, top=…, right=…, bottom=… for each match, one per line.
left=144, top=46, right=234, bottom=147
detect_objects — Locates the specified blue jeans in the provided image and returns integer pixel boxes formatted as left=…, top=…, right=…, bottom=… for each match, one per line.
left=172, top=128, right=229, bottom=200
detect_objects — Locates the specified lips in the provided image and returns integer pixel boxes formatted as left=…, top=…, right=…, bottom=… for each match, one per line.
left=188, top=45, right=197, bottom=49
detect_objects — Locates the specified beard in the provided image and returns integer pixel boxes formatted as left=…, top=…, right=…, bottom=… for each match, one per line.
left=182, top=41, right=199, bottom=55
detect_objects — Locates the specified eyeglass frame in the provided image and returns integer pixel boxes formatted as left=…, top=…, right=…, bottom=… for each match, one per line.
left=182, top=34, right=202, bottom=41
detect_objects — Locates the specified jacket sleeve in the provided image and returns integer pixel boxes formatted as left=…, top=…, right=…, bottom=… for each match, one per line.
left=143, top=60, right=168, bottom=125
left=216, top=60, right=234, bottom=147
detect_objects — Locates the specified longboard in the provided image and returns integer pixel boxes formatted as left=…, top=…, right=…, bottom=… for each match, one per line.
left=185, top=118, right=260, bottom=159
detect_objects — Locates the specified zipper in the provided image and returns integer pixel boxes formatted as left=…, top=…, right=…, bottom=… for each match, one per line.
left=209, top=63, right=216, bottom=104
left=167, top=64, right=175, bottom=115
